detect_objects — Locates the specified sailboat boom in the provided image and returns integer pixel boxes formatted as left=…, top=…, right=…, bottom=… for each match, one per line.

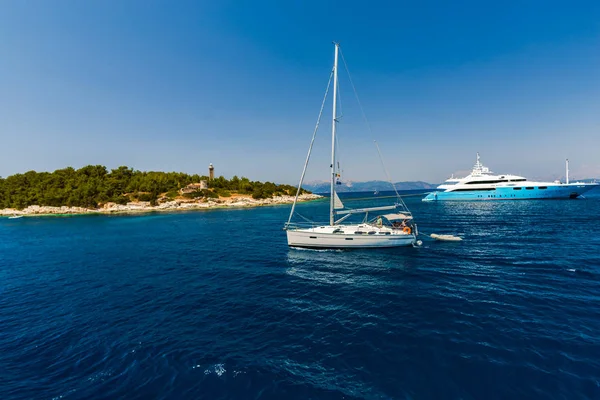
left=334, top=205, right=398, bottom=215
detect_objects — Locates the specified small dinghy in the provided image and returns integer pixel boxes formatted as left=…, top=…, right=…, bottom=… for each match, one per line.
left=430, top=233, right=462, bottom=241
left=8, top=215, right=23, bottom=219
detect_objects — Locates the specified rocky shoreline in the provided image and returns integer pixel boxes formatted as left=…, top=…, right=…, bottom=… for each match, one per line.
left=0, top=193, right=323, bottom=217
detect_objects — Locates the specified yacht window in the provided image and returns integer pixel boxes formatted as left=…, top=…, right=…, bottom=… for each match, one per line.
left=526, top=187, right=534, bottom=190
left=465, top=179, right=508, bottom=185
left=513, top=187, right=522, bottom=190
left=538, top=186, right=547, bottom=189
left=452, top=188, right=495, bottom=192
left=345, top=238, right=353, bottom=241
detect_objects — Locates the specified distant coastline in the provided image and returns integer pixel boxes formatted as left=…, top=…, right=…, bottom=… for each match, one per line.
left=0, top=193, right=323, bottom=217
left=0, top=165, right=314, bottom=214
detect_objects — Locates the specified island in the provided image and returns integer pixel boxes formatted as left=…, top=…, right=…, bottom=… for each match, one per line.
left=0, top=165, right=321, bottom=216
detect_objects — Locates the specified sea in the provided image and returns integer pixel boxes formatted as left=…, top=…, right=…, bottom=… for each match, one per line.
left=1, top=188, right=600, bottom=400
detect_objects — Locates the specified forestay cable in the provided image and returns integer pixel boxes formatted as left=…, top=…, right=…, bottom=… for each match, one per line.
left=286, top=70, right=334, bottom=227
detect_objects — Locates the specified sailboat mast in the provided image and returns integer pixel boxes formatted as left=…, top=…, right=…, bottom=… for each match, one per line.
left=330, top=42, right=339, bottom=226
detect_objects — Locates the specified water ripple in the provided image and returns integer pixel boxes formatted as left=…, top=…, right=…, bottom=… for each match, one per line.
left=1, top=191, right=600, bottom=399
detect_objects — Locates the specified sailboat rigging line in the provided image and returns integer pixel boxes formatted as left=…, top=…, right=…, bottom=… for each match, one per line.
left=374, top=140, right=400, bottom=198
left=295, top=212, right=316, bottom=224
left=374, top=141, right=412, bottom=213
left=339, top=48, right=373, bottom=137
left=339, top=48, right=404, bottom=201
left=334, top=59, right=343, bottom=185
left=285, top=69, right=335, bottom=228
left=335, top=134, right=341, bottom=181
left=336, top=73, right=343, bottom=121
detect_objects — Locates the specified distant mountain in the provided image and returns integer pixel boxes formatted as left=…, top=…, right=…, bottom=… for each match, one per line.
left=302, top=180, right=437, bottom=193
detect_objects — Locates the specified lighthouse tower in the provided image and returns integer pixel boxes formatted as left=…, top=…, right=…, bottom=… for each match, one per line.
left=209, top=163, right=214, bottom=180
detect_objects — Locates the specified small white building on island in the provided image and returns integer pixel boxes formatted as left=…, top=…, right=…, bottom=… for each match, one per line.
left=180, top=181, right=208, bottom=194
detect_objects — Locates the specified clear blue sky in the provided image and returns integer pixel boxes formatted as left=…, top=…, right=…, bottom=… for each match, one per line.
left=1, top=1, right=599, bottom=184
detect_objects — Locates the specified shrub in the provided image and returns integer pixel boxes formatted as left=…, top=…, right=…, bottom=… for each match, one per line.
left=203, top=189, right=219, bottom=199
left=183, top=191, right=204, bottom=199
left=112, top=195, right=129, bottom=205
left=252, top=187, right=272, bottom=199
left=183, top=189, right=219, bottom=199
left=216, top=189, right=231, bottom=197
left=137, top=193, right=154, bottom=201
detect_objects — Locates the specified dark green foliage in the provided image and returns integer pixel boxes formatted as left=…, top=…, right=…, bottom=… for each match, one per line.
left=252, top=187, right=266, bottom=200
left=166, top=190, right=179, bottom=199
left=136, top=193, right=155, bottom=202
left=113, top=196, right=130, bottom=205
left=203, top=190, right=219, bottom=199
left=0, top=166, right=311, bottom=209
left=182, top=189, right=219, bottom=199
left=206, top=175, right=309, bottom=198
left=182, top=191, right=203, bottom=199
left=215, top=189, right=231, bottom=197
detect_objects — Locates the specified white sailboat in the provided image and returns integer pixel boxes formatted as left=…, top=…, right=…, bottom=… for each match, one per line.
left=284, top=43, right=418, bottom=249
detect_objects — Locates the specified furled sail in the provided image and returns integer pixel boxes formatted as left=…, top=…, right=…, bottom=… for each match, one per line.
left=333, top=191, right=344, bottom=209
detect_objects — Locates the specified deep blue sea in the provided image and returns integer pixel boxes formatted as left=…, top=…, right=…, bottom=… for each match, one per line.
left=1, top=189, right=600, bottom=400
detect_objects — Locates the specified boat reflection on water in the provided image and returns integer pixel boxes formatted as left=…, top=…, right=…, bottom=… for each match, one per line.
left=285, top=246, right=420, bottom=287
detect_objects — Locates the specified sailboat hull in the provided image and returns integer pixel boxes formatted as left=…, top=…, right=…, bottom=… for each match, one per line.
left=286, top=226, right=416, bottom=249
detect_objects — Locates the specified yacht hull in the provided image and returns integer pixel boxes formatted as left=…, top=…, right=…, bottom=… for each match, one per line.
left=286, top=228, right=416, bottom=249
left=423, top=183, right=598, bottom=201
